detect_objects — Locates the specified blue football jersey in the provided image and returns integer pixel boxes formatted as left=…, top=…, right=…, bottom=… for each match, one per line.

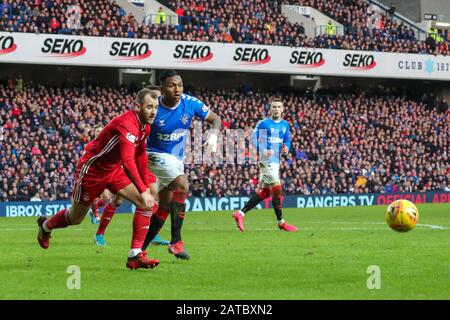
left=251, top=118, right=291, bottom=164
left=147, top=94, right=210, bottom=159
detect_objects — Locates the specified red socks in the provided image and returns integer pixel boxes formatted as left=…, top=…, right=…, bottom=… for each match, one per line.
left=96, top=201, right=117, bottom=235
left=45, top=208, right=70, bottom=230
left=154, top=207, right=169, bottom=221
left=172, top=191, right=188, bottom=204
left=172, top=191, right=187, bottom=219
left=130, top=208, right=152, bottom=249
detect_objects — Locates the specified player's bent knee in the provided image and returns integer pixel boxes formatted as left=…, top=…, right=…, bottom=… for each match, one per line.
left=113, top=199, right=123, bottom=207
left=112, top=194, right=124, bottom=207
left=170, top=176, right=189, bottom=194
left=173, top=184, right=189, bottom=194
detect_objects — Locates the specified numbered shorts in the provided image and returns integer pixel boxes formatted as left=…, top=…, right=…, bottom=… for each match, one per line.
left=148, top=152, right=184, bottom=192
left=258, top=162, right=281, bottom=185
left=73, top=162, right=132, bottom=206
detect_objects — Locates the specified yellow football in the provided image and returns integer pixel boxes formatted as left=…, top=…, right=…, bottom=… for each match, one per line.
left=385, top=199, right=419, bottom=232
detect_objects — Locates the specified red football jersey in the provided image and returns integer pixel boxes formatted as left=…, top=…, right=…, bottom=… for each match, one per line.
left=82, top=110, right=150, bottom=193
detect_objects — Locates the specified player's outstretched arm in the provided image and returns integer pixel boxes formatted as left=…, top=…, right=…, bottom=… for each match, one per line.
left=205, top=110, right=221, bottom=130
left=204, top=110, right=221, bottom=153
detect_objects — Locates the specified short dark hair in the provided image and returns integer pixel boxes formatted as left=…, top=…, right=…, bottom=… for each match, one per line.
left=136, top=88, right=159, bottom=105
left=159, top=70, right=180, bottom=85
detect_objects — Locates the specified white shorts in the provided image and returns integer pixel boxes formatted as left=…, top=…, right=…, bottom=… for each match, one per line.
left=258, top=162, right=280, bottom=185
left=148, top=152, right=185, bottom=192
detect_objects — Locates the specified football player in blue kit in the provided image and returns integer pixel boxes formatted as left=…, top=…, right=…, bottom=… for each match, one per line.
left=141, top=70, right=222, bottom=259
left=233, top=99, right=298, bottom=232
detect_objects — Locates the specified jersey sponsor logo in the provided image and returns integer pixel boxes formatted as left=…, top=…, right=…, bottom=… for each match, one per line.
left=268, top=137, right=284, bottom=143
left=180, top=113, right=190, bottom=125
left=156, top=130, right=188, bottom=141
left=0, top=36, right=17, bottom=55
left=126, top=132, right=138, bottom=144
left=41, top=38, right=87, bottom=58
left=233, top=48, right=271, bottom=65
left=109, top=41, right=152, bottom=60
left=173, top=44, right=213, bottom=63
left=290, top=51, right=325, bottom=68
left=343, top=54, right=377, bottom=70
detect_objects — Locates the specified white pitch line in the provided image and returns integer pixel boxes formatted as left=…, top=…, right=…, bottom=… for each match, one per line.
left=262, top=221, right=386, bottom=225
left=1, top=225, right=449, bottom=232
left=417, top=224, right=450, bottom=230
left=265, top=221, right=450, bottom=230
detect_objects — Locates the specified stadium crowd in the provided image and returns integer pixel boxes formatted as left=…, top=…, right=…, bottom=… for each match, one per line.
left=1, top=77, right=448, bottom=201
left=0, top=0, right=448, bottom=55
left=285, top=0, right=449, bottom=55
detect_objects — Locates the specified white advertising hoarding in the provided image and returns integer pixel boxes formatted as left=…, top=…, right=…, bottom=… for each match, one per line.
left=0, top=32, right=449, bottom=81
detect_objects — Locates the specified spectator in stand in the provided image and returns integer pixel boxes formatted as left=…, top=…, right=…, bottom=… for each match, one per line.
left=49, top=17, right=60, bottom=31
left=175, top=2, right=185, bottom=25
left=30, top=191, right=42, bottom=201
left=156, top=7, right=166, bottom=25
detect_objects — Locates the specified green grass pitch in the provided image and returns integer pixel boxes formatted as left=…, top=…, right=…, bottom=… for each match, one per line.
left=1, top=203, right=449, bottom=300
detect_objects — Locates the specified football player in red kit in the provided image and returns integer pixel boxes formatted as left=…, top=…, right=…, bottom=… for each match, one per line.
left=90, top=92, right=169, bottom=247
left=37, top=88, right=161, bottom=270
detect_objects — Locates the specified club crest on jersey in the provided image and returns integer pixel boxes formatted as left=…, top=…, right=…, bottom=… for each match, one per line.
left=180, top=113, right=190, bottom=125
left=126, top=132, right=137, bottom=144
left=158, top=119, right=165, bottom=127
